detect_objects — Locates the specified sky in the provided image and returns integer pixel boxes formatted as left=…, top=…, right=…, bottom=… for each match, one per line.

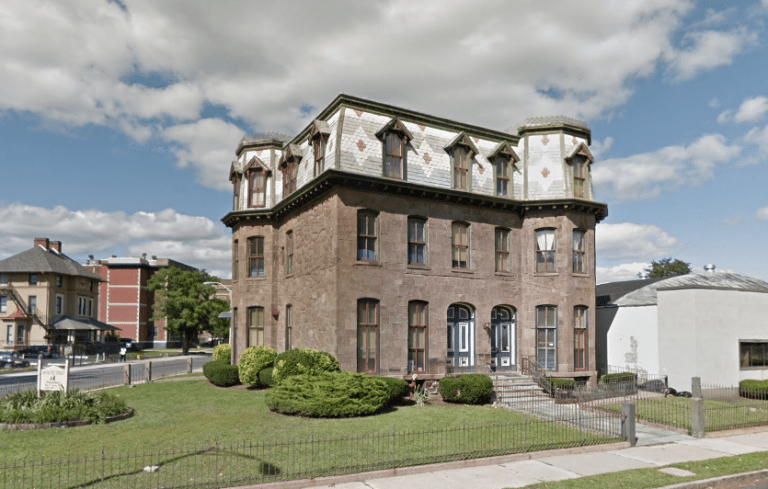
left=2, top=0, right=768, bottom=283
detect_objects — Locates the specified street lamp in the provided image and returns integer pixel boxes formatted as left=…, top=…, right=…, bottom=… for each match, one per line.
left=203, top=281, right=234, bottom=362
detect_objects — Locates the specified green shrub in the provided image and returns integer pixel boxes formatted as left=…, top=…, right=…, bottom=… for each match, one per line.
left=438, top=374, right=493, bottom=405
left=271, top=348, right=339, bottom=384
left=203, top=360, right=241, bottom=387
left=550, top=378, right=575, bottom=390
left=371, top=376, right=410, bottom=404
left=0, top=389, right=128, bottom=424
left=258, top=366, right=275, bottom=388
left=740, top=379, right=768, bottom=399
left=239, top=346, right=277, bottom=386
left=599, top=372, right=636, bottom=386
left=213, top=344, right=232, bottom=364
left=265, top=372, right=389, bottom=417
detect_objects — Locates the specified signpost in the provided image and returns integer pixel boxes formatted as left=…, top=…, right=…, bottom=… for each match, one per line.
left=37, top=358, right=70, bottom=396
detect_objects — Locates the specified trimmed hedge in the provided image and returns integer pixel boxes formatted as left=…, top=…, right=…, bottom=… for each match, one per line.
left=740, top=379, right=768, bottom=399
left=265, top=372, right=389, bottom=417
left=258, top=367, right=276, bottom=388
left=599, top=372, right=637, bottom=385
left=550, top=378, right=575, bottom=390
left=0, top=389, right=128, bottom=424
left=213, top=344, right=232, bottom=364
left=203, top=360, right=241, bottom=387
left=438, top=374, right=493, bottom=405
left=372, top=376, right=410, bottom=404
left=272, top=348, right=339, bottom=384
left=239, top=346, right=277, bottom=386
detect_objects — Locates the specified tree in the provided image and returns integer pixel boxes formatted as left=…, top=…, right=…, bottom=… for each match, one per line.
left=147, top=268, right=230, bottom=354
left=642, top=258, right=692, bottom=278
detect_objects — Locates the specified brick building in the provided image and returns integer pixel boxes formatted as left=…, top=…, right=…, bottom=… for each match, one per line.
left=223, top=95, right=608, bottom=382
left=86, top=256, right=197, bottom=348
left=0, top=238, right=112, bottom=350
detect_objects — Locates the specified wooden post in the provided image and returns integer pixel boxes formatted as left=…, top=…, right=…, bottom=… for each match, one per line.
left=147, top=361, right=152, bottom=383
left=125, top=363, right=131, bottom=386
left=187, top=357, right=193, bottom=374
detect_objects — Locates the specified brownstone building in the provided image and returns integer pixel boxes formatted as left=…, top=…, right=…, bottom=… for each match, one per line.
left=223, top=95, right=608, bottom=382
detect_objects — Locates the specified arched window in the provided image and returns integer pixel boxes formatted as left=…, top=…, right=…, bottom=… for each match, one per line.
left=376, top=118, right=412, bottom=180
left=535, top=228, right=556, bottom=273
left=249, top=169, right=266, bottom=207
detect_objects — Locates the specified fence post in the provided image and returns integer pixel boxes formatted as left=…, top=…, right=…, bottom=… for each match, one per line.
left=187, top=357, right=193, bottom=374
left=124, top=364, right=131, bottom=386
left=691, top=377, right=705, bottom=438
left=147, top=361, right=153, bottom=383
left=621, top=402, right=637, bottom=446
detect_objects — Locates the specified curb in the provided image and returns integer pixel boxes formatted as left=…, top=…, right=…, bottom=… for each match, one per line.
left=658, top=468, right=768, bottom=489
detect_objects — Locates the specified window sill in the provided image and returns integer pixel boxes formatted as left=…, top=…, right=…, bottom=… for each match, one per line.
left=572, top=272, right=590, bottom=277
left=407, top=264, right=430, bottom=270
left=534, top=272, right=559, bottom=277
left=285, top=273, right=294, bottom=278
left=494, top=271, right=514, bottom=276
left=740, top=366, right=768, bottom=370
left=451, top=269, right=474, bottom=274
left=355, top=261, right=382, bottom=267
left=246, top=277, right=267, bottom=281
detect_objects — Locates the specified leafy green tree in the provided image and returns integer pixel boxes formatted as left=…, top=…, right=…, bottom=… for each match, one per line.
left=147, top=268, right=230, bottom=354
left=642, top=258, right=692, bottom=278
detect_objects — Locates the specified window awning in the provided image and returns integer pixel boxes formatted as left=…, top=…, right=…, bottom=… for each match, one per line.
left=218, top=311, right=232, bottom=320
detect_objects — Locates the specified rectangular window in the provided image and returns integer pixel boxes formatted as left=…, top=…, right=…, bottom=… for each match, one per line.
left=29, top=273, right=38, bottom=285
left=6, top=325, right=11, bottom=344
left=536, top=305, right=557, bottom=370
left=495, top=228, right=510, bottom=272
left=286, top=231, right=294, bottom=274
left=56, top=275, right=63, bottom=287
left=78, top=297, right=87, bottom=316
left=357, top=211, right=377, bottom=261
left=17, top=325, right=24, bottom=345
left=573, top=230, right=586, bottom=274
left=250, top=170, right=266, bottom=207
left=408, top=218, right=427, bottom=265
left=574, top=158, right=586, bottom=198
left=740, top=341, right=768, bottom=368
left=535, top=229, right=556, bottom=273
left=248, top=237, right=265, bottom=277
left=283, top=162, right=298, bottom=196
left=28, top=295, right=37, bottom=314
left=232, top=240, right=239, bottom=281
left=233, top=174, right=241, bottom=210
left=495, top=158, right=510, bottom=196
left=56, top=295, right=63, bottom=315
left=453, top=147, right=469, bottom=190
left=451, top=222, right=469, bottom=269
left=408, top=302, right=427, bottom=373
left=0, top=296, right=6, bottom=313
left=247, top=307, right=264, bottom=347
left=574, top=306, right=588, bottom=371
left=357, top=299, right=378, bottom=374
left=88, top=298, right=93, bottom=317
left=314, top=137, right=326, bottom=176
left=285, top=305, right=292, bottom=351
left=383, top=133, right=403, bottom=179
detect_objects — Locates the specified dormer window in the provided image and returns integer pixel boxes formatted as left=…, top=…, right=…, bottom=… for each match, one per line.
left=566, top=143, right=594, bottom=199
left=446, top=133, right=479, bottom=191
left=249, top=169, right=266, bottom=207
left=280, top=145, right=302, bottom=198
left=376, top=118, right=413, bottom=180
left=489, top=141, right=520, bottom=198
left=310, top=120, right=331, bottom=177
left=233, top=173, right=241, bottom=209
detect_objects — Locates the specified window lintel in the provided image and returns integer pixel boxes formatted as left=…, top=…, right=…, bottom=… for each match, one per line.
left=279, top=144, right=304, bottom=167
left=375, top=118, right=414, bottom=142
left=488, top=141, right=520, bottom=164
left=309, top=120, right=331, bottom=141
left=243, top=156, right=272, bottom=175
left=445, top=132, right=480, bottom=157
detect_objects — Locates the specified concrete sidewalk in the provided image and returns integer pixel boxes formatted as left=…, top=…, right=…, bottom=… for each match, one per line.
left=247, top=427, right=768, bottom=489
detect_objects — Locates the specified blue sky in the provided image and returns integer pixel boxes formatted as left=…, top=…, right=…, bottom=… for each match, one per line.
left=2, top=0, right=768, bottom=282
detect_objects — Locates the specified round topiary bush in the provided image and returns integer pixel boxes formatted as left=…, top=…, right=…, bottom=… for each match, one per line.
left=372, top=376, right=410, bottom=405
left=271, top=348, right=339, bottom=384
left=239, top=346, right=277, bottom=386
left=438, top=374, right=493, bottom=404
left=213, top=344, right=232, bottom=364
left=265, top=372, right=389, bottom=417
left=258, top=366, right=275, bottom=388
left=203, top=360, right=241, bottom=387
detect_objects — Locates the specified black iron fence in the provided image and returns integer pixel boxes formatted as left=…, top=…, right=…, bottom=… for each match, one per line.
left=0, top=415, right=621, bottom=489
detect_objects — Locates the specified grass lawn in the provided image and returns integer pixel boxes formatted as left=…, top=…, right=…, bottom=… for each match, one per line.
left=519, top=451, right=768, bottom=489
left=599, top=396, right=768, bottom=433
left=0, top=379, right=619, bottom=488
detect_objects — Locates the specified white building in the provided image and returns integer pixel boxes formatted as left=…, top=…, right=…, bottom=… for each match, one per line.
left=596, top=268, right=768, bottom=389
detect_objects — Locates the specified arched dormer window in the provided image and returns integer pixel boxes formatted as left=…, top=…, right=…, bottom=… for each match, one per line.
left=446, top=133, right=480, bottom=191
left=375, top=118, right=413, bottom=180
left=279, top=144, right=302, bottom=198
left=243, top=156, right=271, bottom=208
left=488, top=141, right=520, bottom=198
left=566, top=143, right=594, bottom=199
left=309, top=120, right=331, bottom=177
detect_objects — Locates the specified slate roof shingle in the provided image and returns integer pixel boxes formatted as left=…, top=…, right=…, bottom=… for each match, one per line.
left=0, top=246, right=103, bottom=281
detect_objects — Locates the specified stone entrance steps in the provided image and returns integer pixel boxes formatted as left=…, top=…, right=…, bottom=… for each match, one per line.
left=491, top=373, right=549, bottom=406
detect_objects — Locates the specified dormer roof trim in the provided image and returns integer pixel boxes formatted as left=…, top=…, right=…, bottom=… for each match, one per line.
left=243, top=156, right=272, bottom=175
left=375, top=117, right=414, bottom=142
left=488, top=141, right=521, bottom=163
left=445, top=132, right=480, bottom=157
left=566, top=142, right=594, bottom=164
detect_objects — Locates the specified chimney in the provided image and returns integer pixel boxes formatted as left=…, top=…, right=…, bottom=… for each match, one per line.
left=34, top=237, right=50, bottom=249
left=49, top=241, right=62, bottom=253
left=141, top=253, right=147, bottom=260
left=704, top=264, right=716, bottom=273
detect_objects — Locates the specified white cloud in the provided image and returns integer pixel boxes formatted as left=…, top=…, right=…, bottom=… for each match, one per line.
left=593, top=134, right=741, bottom=201
left=0, top=204, right=231, bottom=275
left=734, top=96, right=768, bottom=123
left=665, top=27, right=758, bottom=82
left=597, top=262, right=650, bottom=284
left=756, top=206, right=768, bottom=221
left=717, top=109, right=733, bottom=124
left=596, top=222, right=681, bottom=260
left=589, top=137, right=614, bottom=159
left=744, top=124, right=768, bottom=158
left=709, top=98, right=720, bottom=108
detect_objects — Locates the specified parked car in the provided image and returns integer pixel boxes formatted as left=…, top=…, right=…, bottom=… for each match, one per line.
left=20, top=345, right=59, bottom=359
left=0, top=354, right=30, bottom=369
left=119, top=338, right=141, bottom=351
